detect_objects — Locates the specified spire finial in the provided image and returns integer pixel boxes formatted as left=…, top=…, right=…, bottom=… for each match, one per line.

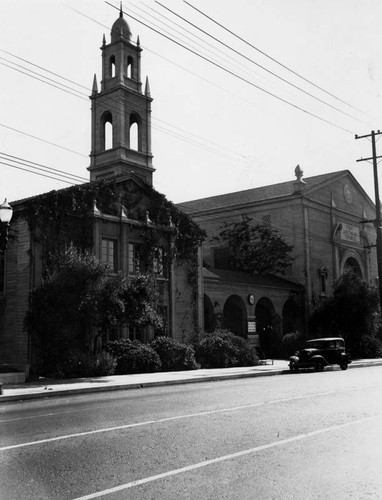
left=145, top=76, right=151, bottom=97
left=92, top=74, right=98, bottom=95
left=120, top=2, right=123, bottom=17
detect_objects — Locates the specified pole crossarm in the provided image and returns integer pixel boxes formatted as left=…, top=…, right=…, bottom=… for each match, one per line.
left=355, top=130, right=382, bottom=140
left=356, top=155, right=382, bottom=163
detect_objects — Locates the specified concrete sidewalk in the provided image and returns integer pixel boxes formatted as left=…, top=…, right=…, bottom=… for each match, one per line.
left=1, top=358, right=382, bottom=404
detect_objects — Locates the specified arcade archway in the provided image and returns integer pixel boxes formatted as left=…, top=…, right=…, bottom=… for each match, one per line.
left=223, top=295, right=247, bottom=338
left=255, top=297, right=276, bottom=357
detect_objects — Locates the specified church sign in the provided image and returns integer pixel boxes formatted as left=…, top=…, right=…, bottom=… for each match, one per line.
left=340, top=223, right=360, bottom=243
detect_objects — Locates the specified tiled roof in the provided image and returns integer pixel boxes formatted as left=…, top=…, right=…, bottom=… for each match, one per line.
left=177, top=171, right=349, bottom=214
left=204, top=267, right=303, bottom=290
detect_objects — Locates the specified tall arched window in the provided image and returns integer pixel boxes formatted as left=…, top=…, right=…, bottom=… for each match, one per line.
left=129, top=113, right=141, bottom=151
left=109, top=55, right=116, bottom=77
left=101, top=111, right=113, bottom=151
left=127, top=56, right=134, bottom=78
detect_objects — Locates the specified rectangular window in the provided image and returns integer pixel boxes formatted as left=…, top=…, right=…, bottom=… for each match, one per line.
left=153, top=247, right=163, bottom=275
left=153, top=247, right=168, bottom=277
left=128, top=325, right=142, bottom=342
left=101, top=238, right=117, bottom=272
left=128, top=243, right=142, bottom=274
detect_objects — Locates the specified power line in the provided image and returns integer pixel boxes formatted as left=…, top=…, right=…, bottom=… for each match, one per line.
left=125, top=0, right=253, bottom=78
left=1, top=29, right=249, bottom=164
left=154, top=1, right=363, bottom=124
left=130, top=1, right=300, bottom=103
left=0, top=152, right=88, bottom=182
left=183, top=1, right=365, bottom=115
left=0, top=123, right=87, bottom=158
left=0, top=48, right=90, bottom=91
left=106, top=1, right=353, bottom=134
left=0, top=59, right=89, bottom=102
left=0, top=160, right=77, bottom=186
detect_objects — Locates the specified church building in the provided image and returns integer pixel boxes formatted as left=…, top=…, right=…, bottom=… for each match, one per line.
left=178, top=167, right=378, bottom=357
left=0, top=9, right=204, bottom=374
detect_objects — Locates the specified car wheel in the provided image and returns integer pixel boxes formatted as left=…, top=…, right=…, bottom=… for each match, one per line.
left=290, top=364, right=298, bottom=372
left=314, top=361, right=324, bottom=372
left=340, top=363, right=348, bottom=370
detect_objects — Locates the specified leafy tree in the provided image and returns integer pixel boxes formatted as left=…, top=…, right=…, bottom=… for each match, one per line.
left=25, top=245, right=163, bottom=375
left=215, top=216, right=294, bottom=275
left=309, top=272, right=381, bottom=358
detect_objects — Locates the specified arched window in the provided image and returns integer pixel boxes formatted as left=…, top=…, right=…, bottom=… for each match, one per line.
left=129, top=113, right=141, bottom=151
left=127, top=56, right=134, bottom=78
left=101, top=111, right=113, bottom=151
left=109, top=55, right=116, bottom=78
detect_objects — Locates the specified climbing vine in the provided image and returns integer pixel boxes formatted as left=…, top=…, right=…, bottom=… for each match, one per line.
left=18, top=177, right=206, bottom=272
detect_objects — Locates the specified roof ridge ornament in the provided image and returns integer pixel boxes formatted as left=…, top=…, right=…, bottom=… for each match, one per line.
left=294, top=164, right=303, bottom=181
left=293, top=165, right=306, bottom=193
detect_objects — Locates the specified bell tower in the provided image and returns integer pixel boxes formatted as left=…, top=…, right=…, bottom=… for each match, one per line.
left=88, top=7, right=154, bottom=184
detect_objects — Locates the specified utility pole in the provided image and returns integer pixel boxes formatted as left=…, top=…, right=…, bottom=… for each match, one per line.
left=355, top=130, right=382, bottom=313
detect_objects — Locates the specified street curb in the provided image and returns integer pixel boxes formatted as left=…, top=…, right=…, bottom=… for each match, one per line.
left=0, top=369, right=287, bottom=403
left=1, top=360, right=381, bottom=404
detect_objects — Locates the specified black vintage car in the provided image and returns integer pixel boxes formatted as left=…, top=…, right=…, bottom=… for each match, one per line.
left=289, top=337, right=351, bottom=372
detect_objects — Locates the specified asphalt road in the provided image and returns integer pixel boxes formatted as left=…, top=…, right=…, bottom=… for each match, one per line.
left=1, top=366, right=382, bottom=499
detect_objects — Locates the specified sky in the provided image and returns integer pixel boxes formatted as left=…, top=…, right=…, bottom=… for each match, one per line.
left=0, top=0, right=382, bottom=207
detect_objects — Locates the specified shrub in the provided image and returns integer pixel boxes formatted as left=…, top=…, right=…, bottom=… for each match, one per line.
left=281, top=331, right=305, bottom=358
left=93, top=351, right=117, bottom=376
left=59, top=350, right=97, bottom=379
left=194, top=329, right=259, bottom=368
left=50, top=350, right=117, bottom=378
left=104, top=339, right=162, bottom=374
left=150, top=336, right=199, bottom=371
left=353, top=336, right=382, bottom=359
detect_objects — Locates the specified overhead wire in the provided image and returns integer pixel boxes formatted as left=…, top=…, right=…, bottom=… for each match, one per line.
left=124, top=0, right=255, bottom=78
left=183, top=0, right=365, bottom=115
left=0, top=58, right=89, bottom=102
left=126, top=0, right=304, bottom=104
left=1, top=29, right=250, bottom=165
left=0, top=123, right=88, bottom=158
left=154, top=1, right=363, bottom=124
left=0, top=160, right=74, bottom=185
left=106, top=1, right=354, bottom=134
left=0, top=152, right=88, bottom=184
left=0, top=4, right=365, bottom=193
left=0, top=61, right=246, bottom=186
left=0, top=159, right=81, bottom=186
left=0, top=48, right=90, bottom=92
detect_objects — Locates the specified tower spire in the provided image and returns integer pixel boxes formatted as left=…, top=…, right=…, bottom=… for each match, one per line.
left=89, top=9, right=154, bottom=185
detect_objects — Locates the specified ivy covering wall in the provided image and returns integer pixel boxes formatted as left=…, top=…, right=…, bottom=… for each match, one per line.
left=15, top=176, right=205, bottom=270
